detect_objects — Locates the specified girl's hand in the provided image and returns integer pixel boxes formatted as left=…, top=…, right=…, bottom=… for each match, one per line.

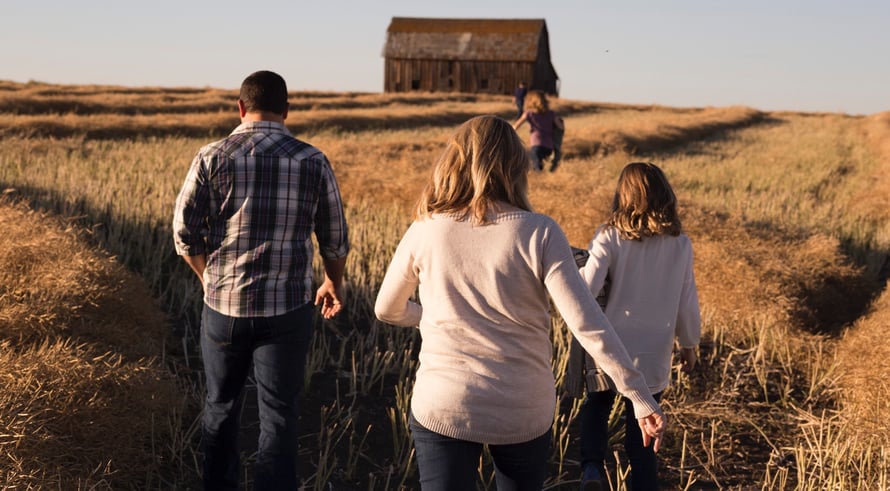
left=680, top=347, right=698, bottom=373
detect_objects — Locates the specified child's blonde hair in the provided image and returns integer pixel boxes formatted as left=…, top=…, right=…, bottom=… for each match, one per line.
left=524, top=90, right=549, bottom=113
left=416, top=115, right=533, bottom=224
left=608, top=162, right=682, bottom=240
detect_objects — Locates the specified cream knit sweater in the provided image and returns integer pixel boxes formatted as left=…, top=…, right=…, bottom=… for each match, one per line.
left=581, top=227, right=701, bottom=394
left=375, top=209, right=660, bottom=445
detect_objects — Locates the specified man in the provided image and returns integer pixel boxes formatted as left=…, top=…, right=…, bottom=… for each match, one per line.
left=173, top=70, right=349, bottom=489
left=512, top=81, right=528, bottom=119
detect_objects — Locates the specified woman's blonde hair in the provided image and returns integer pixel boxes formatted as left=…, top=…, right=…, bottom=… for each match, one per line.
left=608, top=162, right=682, bottom=240
left=524, top=90, right=549, bottom=113
left=416, top=115, right=533, bottom=224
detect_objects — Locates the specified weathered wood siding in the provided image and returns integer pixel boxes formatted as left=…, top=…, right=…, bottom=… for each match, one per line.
left=385, top=59, right=534, bottom=94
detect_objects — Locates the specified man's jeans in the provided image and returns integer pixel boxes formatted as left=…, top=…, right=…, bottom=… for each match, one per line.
left=200, top=303, right=314, bottom=490
left=580, top=390, right=663, bottom=491
left=409, top=417, right=551, bottom=491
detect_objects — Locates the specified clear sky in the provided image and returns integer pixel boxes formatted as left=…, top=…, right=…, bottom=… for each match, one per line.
left=3, top=0, right=888, bottom=115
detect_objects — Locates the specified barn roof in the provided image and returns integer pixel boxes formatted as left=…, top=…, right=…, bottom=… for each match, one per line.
left=384, top=17, right=547, bottom=62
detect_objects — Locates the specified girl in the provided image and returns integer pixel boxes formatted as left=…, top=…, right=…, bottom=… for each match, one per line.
left=374, top=116, right=665, bottom=490
left=578, top=162, right=701, bottom=490
left=513, top=90, right=564, bottom=172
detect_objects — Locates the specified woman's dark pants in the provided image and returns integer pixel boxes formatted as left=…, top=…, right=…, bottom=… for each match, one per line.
left=410, top=418, right=551, bottom=491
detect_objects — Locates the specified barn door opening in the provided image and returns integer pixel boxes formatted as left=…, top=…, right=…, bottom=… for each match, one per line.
left=447, top=61, right=456, bottom=91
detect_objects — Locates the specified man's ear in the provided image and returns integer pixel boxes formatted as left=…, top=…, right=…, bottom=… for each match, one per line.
left=237, top=99, right=247, bottom=118
left=282, top=105, right=288, bottom=121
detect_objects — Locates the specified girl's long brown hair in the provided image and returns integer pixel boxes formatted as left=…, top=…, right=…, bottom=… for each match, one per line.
left=416, top=115, right=532, bottom=224
left=608, top=162, right=682, bottom=240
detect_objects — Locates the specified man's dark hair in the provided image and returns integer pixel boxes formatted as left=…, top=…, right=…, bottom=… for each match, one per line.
left=239, top=70, right=288, bottom=114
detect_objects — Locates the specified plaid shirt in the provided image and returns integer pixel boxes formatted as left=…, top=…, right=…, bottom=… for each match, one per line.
left=173, top=121, right=349, bottom=317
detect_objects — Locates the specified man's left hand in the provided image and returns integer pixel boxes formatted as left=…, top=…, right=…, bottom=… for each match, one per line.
left=315, top=278, right=343, bottom=319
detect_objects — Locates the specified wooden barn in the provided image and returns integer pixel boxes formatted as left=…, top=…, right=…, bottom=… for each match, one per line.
left=383, top=17, right=560, bottom=96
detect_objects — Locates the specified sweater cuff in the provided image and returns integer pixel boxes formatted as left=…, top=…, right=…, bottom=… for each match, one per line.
left=626, top=391, right=662, bottom=420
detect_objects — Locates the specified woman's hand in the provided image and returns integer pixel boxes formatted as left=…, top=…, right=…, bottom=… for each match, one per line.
left=637, top=410, right=666, bottom=452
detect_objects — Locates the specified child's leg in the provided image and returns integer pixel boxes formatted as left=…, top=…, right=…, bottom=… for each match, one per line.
left=580, top=390, right=614, bottom=478
left=550, top=130, right=563, bottom=172
left=529, top=146, right=552, bottom=171
left=549, top=147, right=561, bottom=172
left=623, top=392, right=663, bottom=491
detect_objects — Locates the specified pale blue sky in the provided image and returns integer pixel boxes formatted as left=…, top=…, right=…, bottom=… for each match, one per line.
left=3, top=1, right=888, bottom=115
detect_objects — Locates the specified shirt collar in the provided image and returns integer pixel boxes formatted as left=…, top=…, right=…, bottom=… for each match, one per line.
left=230, top=120, right=291, bottom=136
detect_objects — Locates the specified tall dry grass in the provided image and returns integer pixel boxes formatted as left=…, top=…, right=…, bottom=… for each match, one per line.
left=0, top=81, right=888, bottom=489
left=0, top=197, right=197, bottom=489
left=830, top=110, right=890, bottom=467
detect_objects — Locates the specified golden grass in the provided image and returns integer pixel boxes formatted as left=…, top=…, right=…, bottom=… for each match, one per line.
left=0, top=98, right=523, bottom=139
left=0, top=197, right=196, bottom=489
left=849, top=111, right=890, bottom=237
left=832, top=111, right=890, bottom=448
left=0, top=81, right=888, bottom=488
left=0, top=80, right=562, bottom=140
left=560, top=105, right=764, bottom=158
left=836, top=287, right=890, bottom=438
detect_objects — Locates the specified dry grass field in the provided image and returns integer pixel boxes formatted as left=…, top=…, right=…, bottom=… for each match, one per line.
left=0, top=80, right=887, bottom=489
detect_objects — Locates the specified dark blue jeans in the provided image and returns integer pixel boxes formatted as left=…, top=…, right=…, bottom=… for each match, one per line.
left=529, top=146, right=553, bottom=172
left=200, top=303, right=314, bottom=491
left=580, top=390, right=663, bottom=491
left=409, top=416, right=551, bottom=491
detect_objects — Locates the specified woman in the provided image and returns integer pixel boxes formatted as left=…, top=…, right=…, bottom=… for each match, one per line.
left=374, top=115, right=665, bottom=490
left=513, top=90, right=564, bottom=172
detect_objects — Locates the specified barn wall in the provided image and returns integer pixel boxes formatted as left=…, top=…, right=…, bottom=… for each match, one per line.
left=531, top=60, right=558, bottom=96
left=529, top=26, right=559, bottom=96
left=385, top=58, right=534, bottom=95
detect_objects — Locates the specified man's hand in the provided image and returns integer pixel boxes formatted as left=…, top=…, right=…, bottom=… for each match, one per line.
left=315, top=256, right=347, bottom=319
left=314, top=277, right=343, bottom=319
left=638, top=410, right=667, bottom=453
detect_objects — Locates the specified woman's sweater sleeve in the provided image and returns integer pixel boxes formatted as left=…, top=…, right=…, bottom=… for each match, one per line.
left=374, top=227, right=423, bottom=327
